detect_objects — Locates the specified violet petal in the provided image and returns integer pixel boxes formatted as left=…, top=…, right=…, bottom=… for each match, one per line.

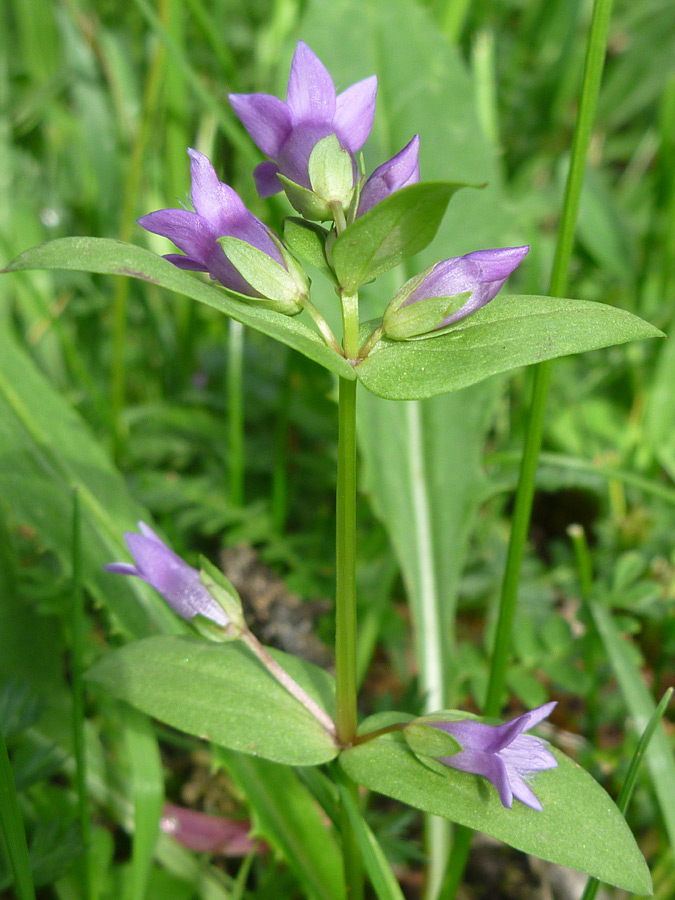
left=254, top=161, right=283, bottom=197
left=286, top=40, right=336, bottom=123
left=358, top=135, right=420, bottom=216
left=334, top=75, right=378, bottom=152
left=138, top=209, right=215, bottom=266
left=228, top=93, right=292, bottom=157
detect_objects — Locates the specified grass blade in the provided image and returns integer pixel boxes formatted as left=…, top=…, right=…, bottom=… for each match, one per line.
left=0, top=727, right=36, bottom=900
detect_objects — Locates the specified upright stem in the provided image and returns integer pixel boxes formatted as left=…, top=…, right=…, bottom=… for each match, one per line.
left=335, top=376, right=358, bottom=746
left=335, top=281, right=362, bottom=899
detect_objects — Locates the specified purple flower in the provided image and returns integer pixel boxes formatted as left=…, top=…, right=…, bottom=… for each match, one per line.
left=138, top=149, right=286, bottom=297
left=429, top=702, right=558, bottom=811
left=105, top=522, right=229, bottom=627
left=229, top=41, right=377, bottom=200
left=383, top=245, right=529, bottom=339
left=357, top=135, right=420, bottom=217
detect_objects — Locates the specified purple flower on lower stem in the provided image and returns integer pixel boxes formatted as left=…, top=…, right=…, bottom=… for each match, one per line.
left=105, top=522, right=229, bottom=628
left=429, top=702, right=558, bottom=811
left=357, top=135, right=420, bottom=217
left=138, top=149, right=286, bottom=297
left=229, top=41, right=377, bottom=199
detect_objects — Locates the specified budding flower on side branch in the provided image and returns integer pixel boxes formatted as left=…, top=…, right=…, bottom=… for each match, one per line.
left=383, top=245, right=530, bottom=340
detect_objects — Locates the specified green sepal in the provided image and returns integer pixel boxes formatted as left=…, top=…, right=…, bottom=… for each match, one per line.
left=199, top=556, right=245, bottom=630
left=284, top=218, right=335, bottom=281
left=331, top=181, right=473, bottom=292
left=403, top=722, right=461, bottom=758
left=383, top=292, right=471, bottom=340
left=278, top=174, right=332, bottom=221
left=308, top=134, right=355, bottom=209
left=218, top=236, right=307, bottom=314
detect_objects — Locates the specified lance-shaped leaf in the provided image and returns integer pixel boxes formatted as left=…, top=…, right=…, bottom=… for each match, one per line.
left=340, top=715, right=651, bottom=894
left=331, top=181, right=469, bottom=292
left=2, top=237, right=355, bottom=380
left=86, top=635, right=338, bottom=766
left=355, top=293, right=663, bottom=400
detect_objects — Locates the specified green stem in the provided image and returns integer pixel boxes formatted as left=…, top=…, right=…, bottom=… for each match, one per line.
left=484, top=0, right=616, bottom=718
left=303, top=297, right=343, bottom=355
left=239, top=630, right=337, bottom=738
left=335, top=376, right=358, bottom=745
left=335, top=273, right=362, bottom=898
left=271, top=351, right=291, bottom=534
left=227, top=319, right=245, bottom=508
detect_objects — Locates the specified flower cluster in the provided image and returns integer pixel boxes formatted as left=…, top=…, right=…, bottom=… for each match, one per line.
left=139, top=40, right=527, bottom=345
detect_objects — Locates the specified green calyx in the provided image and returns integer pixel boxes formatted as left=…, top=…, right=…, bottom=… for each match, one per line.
left=383, top=291, right=471, bottom=340
left=219, top=236, right=308, bottom=315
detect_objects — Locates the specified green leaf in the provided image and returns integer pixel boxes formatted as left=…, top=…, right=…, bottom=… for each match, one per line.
left=220, top=751, right=345, bottom=900
left=86, top=636, right=338, bottom=766
left=331, top=182, right=468, bottom=292
left=339, top=728, right=651, bottom=894
left=356, top=294, right=663, bottom=400
left=2, top=237, right=354, bottom=380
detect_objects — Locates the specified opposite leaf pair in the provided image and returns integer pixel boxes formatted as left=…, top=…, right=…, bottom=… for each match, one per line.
left=107, top=523, right=557, bottom=812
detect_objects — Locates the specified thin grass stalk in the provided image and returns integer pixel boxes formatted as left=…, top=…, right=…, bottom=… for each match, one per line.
left=227, top=319, right=245, bottom=507
left=70, top=490, right=92, bottom=900
left=440, top=0, right=472, bottom=43
left=0, top=729, right=35, bottom=900
left=164, top=0, right=197, bottom=381
left=440, top=0, right=616, bottom=895
left=110, top=1, right=168, bottom=459
left=483, top=0, right=615, bottom=719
